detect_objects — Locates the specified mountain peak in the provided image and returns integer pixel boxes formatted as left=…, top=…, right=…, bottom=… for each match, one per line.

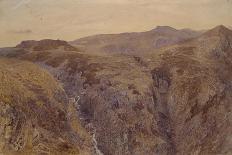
left=203, top=25, right=232, bottom=37
left=213, top=25, right=228, bottom=31
left=151, top=26, right=178, bottom=33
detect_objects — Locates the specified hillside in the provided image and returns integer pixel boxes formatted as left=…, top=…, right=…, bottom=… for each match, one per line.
left=0, top=58, right=93, bottom=155
left=70, top=26, right=202, bottom=55
left=145, top=25, right=232, bottom=154
left=0, top=25, right=232, bottom=155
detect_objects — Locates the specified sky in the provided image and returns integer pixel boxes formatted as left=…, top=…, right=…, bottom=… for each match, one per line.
left=0, top=0, right=232, bottom=47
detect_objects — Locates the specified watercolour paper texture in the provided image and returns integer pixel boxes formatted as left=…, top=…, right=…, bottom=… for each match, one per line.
left=0, top=0, right=231, bottom=154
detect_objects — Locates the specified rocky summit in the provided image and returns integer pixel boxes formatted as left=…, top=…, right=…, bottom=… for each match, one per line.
left=0, top=25, right=232, bottom=155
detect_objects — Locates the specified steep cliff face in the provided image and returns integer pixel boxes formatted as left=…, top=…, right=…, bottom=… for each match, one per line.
left=147, top=25, right=232, bottom=154
left=36, top=54, right=159, bottom=155
left=0, top=26, right=232, bottom=155
left=150, top=64, right=232, bottom=154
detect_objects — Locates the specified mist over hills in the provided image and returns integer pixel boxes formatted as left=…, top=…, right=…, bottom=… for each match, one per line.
left=0, top=25, right=232, bottom=155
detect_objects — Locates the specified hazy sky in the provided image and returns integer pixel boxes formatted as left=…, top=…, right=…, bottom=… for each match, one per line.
left=0, top=0, right=232, bottom=47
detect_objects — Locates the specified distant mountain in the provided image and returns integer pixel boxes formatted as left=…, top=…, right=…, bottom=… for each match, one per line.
left=203, top=25, right=232, bottom=37
left=70, top=26, right=202, bottom=55
left=162, top=25, right=232, bottom=62
left=17, top=39, right=78, bottom=51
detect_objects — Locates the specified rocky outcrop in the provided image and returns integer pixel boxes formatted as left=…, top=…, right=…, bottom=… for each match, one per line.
left=16, top=39, right=78, bottom=51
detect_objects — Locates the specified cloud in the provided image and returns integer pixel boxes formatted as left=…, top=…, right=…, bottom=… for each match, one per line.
left=8, top=29, right=32, bottom=34
left=12, top=0, right=31, bottom=10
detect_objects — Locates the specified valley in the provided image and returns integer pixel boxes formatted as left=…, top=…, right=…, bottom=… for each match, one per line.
left=0, top=25, right=232, bottom=155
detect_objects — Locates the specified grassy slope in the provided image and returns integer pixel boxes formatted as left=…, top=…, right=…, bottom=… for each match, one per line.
left=0, top=58, right=92, bottom=155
